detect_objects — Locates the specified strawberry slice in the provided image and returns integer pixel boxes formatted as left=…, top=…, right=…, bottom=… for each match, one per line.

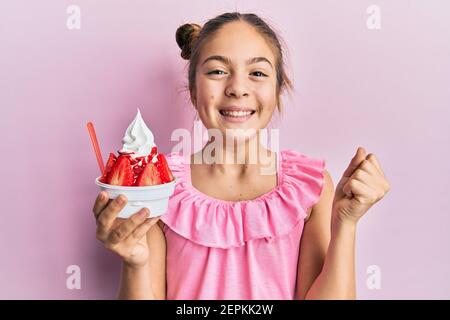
left=106, top=155, right=134, bottom=186
left=143, top=147, right=158, bottom=164
left=129, top=157, right=139, bottom=166
left=100, top=153, right=117, bottom=183
left=135, top=162, right=162, bottom=186
left=155, top=153, right=174, bottom=183
left=133, top=164, right=144, bottom=177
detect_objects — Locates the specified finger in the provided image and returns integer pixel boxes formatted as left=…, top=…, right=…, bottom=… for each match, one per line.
left=343, top=177, right=380, bottom=202
left=356, top=159, right=379, bottom=177
left=366, top=153, right=385, bottom=177
left=351, top=168, right=372, bottom=185
left=107, top=208, right=150, bottom=245
left=97, top=194, right=128, bottom=236
left=342, top=147, right=367, bottom=178
left=352, top=165, right=387, bottom=192
left=92, top=191, right=109, bottom=218
left=364, top=156, right=390, bottom=193
left=126, top=217, right=160, bottom=245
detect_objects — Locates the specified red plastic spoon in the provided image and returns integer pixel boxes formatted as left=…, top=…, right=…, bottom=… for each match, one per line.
left=86, top=121, right=105, bottom=176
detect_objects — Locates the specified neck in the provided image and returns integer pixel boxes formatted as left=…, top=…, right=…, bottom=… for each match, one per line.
left=192, top=132, right=277, bottom=177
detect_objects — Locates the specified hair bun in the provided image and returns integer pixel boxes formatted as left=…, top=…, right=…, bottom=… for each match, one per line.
left=176, top=23, right=202, bottom=60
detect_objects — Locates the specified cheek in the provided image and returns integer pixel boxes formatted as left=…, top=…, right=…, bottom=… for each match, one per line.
left=257, top=82, right=277, bottom=109
left=197, top=92, right=218, bottom=117
left=196, top=78, right=221, bottom=104
left=194, top=80, right=220, bottom=120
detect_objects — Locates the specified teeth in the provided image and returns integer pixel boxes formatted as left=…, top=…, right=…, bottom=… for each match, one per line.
left=221, top=110, right=254, bottom=117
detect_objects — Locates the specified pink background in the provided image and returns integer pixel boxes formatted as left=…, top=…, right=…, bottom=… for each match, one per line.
left=1, top=0, right=449, bottom=299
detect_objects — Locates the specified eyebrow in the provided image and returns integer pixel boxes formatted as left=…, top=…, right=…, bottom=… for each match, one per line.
left=201, top=55, right=273, bottom=69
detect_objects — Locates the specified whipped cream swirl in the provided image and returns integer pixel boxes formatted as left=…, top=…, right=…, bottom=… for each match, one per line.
left=119, top=108, right=155, bottom=158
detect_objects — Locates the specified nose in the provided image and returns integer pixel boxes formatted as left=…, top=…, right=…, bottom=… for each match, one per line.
left=225, top=74, right=249, bottom=98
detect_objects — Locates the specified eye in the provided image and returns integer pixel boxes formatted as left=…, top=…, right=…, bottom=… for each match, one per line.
left=207, top=70, right=227, bottom=75
left=251, top=71, right=268, bottom=77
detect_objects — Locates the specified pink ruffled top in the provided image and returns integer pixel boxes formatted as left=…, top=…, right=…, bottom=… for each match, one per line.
left=160, top=150, right=326, bottom=300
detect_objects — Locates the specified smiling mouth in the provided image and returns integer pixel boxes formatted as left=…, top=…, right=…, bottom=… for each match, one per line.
left=219, top=110, right=256, bottom=117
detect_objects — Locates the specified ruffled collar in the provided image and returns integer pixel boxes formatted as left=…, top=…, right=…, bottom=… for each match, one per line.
left=160, top=150, right=325, bottom=248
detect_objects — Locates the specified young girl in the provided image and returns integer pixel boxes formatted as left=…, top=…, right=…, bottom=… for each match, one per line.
left=92, top=12, right=390, bottom=300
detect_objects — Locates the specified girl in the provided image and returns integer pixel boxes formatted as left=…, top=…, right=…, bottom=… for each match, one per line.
left=92, top=12, right=390, bottom=300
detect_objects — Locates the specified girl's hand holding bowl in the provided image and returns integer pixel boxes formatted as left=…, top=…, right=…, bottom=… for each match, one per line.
left=92, top=191, right=160, bottom=268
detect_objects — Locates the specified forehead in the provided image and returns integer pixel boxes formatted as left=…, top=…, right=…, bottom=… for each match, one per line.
left=199, top=21, right=276, bottom=64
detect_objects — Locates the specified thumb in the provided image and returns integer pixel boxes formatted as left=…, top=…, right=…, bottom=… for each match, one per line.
left=335, top=147, right=367, bottom=199
left=342, top=147, right=366, bottom=179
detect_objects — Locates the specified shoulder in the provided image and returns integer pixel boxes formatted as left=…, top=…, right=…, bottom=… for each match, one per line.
left=280, top=149, right=328, bottom=195
left=279, top=149, right=329, bottom=221
left=320, top=169, right=335, bottom=202
left=307, top=169, right=335, bottom=222
left=322, top=169, right=334, bottom=191
left=280, top=149, right=326, bottom=175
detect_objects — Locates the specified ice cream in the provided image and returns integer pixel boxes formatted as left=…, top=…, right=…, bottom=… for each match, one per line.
left=99, top=109, right=174, bottom=186
left=119, top=108, right=155, bottom=159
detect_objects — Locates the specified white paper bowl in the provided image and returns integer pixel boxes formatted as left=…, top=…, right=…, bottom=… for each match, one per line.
left=95, top=176, right=177, bottom=218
